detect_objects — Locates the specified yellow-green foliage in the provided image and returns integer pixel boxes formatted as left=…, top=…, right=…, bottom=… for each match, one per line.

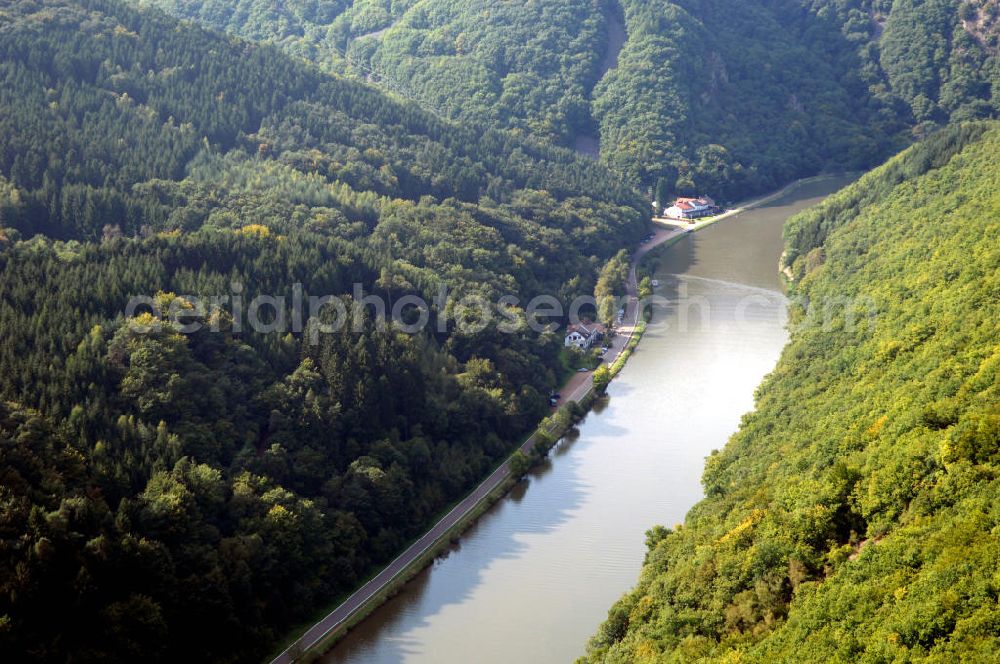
left=236, top=223, right=272, bottom=238
left=585, top=123, right=1000, bottom=662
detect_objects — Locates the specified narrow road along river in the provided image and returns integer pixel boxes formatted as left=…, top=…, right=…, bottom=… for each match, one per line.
left=322, top=176, right=855, bottom=664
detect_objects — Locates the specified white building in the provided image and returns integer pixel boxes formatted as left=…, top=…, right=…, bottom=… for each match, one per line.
left=564, top=322, right=606, bottom=350
left=665, top=196, right=718, bottom=220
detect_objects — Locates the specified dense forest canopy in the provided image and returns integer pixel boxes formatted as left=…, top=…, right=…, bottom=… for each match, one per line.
left=584, top=121, right=1000, bottom=662
left=135, top=0, right=612, bottom=144
left=0, top=1, right=648, bottom=661
left=3, top=0, right=999, bottom=662
left=135, top=0, right=999, bottom=200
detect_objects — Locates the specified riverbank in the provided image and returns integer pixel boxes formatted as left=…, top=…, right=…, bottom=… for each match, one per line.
left=653, top=173, right=858, bottom=235
left=279, top=467, right=530, bottom=664
left=267, top=402, right=574, bottom=664
left=270, top=175, right=851, bottom=664
left=270, top=224, right=684, bottom=664
left=317, top=174, right=858, bottom=664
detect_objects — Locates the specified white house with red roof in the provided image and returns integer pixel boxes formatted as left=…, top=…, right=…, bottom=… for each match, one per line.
left=665, top=196, right=718, bottom=220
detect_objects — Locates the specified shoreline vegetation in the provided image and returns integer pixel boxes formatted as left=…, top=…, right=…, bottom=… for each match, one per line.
left=277, top=172, right=853, bottom=663
left=583, top=120, right=1000, bottom=663
left=5, top=1, right=999, bottom=661
left=653, top=172, right=861, bottom=234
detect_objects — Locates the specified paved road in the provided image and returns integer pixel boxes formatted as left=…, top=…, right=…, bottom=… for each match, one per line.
left=556, top=225, right=688, bottom=407
left=271, top=225, right=688, bottom=664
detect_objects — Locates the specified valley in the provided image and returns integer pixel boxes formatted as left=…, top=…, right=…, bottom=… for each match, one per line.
left=318, top=177, right=854, bottom=664
left=0, top=2, right=997, bottom=664
left=574, top=3, right=627, bottom=159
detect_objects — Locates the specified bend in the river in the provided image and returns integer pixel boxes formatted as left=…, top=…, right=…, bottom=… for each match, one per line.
left=322, top=175, right=857, bottom=664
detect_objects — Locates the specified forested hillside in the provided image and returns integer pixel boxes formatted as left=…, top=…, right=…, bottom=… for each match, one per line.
left=0, top=1, right=647, bottom=661
left=136, top=0, right=999, bottom=201
left=592, top=0, right=900, bottom=198
left=139, top=0, right=614, bottom=146
left=584, top=121, right=1000, bottom=662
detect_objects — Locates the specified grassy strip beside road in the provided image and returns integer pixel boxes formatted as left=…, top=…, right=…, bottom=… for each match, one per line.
left=609, top=319, right=645, bottom=378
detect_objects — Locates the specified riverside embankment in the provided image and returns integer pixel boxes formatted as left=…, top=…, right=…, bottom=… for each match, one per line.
left=314, top=175, right=855, bottom=664
left=271, top=218, right=683, bottom=664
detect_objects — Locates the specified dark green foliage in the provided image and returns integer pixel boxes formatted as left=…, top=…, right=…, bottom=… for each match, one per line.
left=0, top=0, right=645, bottom=240
left=140, top=0, right=999, bottom=201
left=880, top=0, right=997, bottom=124
left=0, top=231, right=557, bottom=663
left=3, top=0, right=998, bottom=661
left=600, top=0, right=998, bottom=197
left=584, top=122, right=1000, bottom=661
left=595, top=249, right=629, bottom=325
left=509, top=450, right=532, bottom=478
left=354, top=0, right=611, bottom=146
left=0, top=1, right=649, bottom=661
left=143, top=0, right=614, bottom=146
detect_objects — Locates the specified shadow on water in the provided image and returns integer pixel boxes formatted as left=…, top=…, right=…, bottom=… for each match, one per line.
left=634, top=229, right=703, bottom=330
left=325, top=437, right=595, bottom=663
left=553, top=426, right=582, bottom=457
left=324, top=175, right=859, bottom=664
left=601, top=380, right=636, bottom=399
left=666, top=225, right=702, bottom=275
left=590, top=396, right=610, bottom=415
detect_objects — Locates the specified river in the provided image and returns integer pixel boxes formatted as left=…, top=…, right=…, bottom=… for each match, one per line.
left=321, top=176, right=854, bottom=664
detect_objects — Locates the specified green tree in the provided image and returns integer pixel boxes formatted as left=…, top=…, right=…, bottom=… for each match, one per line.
left=509, top=450, right=532, bottom=478
left=592, top=365, right=612, bottom=394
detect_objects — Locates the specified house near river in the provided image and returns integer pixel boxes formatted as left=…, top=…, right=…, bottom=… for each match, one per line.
left=564, top=321, right=607, bottom=350
left=664, top=195, right=720, bottom=221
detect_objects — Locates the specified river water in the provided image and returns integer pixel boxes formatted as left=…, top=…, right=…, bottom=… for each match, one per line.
left=322, top=177, right=854, bottom=664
